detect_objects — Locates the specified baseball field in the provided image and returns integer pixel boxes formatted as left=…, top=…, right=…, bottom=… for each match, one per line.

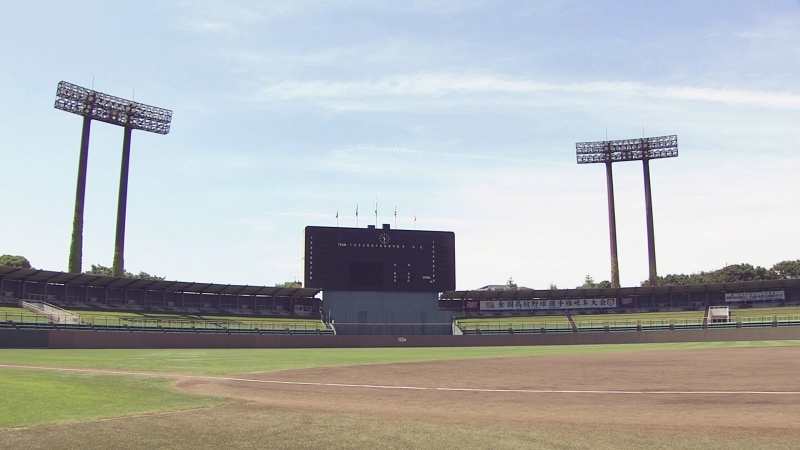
left=2, top=341, right=799, bottom=449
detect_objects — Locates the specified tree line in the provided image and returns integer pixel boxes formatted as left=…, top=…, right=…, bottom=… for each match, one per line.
left=573, top=260, right=800, bottom=289
left=0, top=255, right=164, bottom=281
left=3, top=254, right=799, bottom=288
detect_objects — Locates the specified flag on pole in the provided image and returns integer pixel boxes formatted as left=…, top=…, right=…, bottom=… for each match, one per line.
left=355, top=204, right=358, bottom=217
left=374, top=197, right=378, bottom=225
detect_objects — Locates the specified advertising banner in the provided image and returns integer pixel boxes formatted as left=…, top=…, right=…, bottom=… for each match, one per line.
left=480, top=298, right=616, bottom=311
left=725, top=290, right=785, bottom=303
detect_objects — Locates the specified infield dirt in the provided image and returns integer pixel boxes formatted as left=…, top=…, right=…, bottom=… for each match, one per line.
left=4, top=346, right=800, bottom=449
left=175, top=346, right=800, bottom=429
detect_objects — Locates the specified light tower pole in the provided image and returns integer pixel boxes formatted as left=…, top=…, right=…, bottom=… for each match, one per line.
left=55, top=81, right=172, bottom=276
left=576, top=135, right=678, bottom=287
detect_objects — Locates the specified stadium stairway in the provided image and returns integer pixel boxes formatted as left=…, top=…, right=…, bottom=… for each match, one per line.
left=566, top=314, right=578, bottom=332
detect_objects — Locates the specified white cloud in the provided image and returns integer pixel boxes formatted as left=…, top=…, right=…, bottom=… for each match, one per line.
left=251, top=73, right=800, bottom=110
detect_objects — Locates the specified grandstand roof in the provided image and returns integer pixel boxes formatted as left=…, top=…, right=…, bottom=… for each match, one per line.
left=0, top=267, right=321, bottom=298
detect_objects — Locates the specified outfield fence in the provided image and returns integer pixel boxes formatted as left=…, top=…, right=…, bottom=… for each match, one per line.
left=455, top=314, right=800, bottom=334
left=0, top=311, right=333, bottom=334
left=4, top=310, right=800, bottom=337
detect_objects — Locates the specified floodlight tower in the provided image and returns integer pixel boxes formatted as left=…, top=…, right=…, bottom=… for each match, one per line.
left=55, top=81, right=172, bottom=276
left=576, top=135, right=678, bottom=287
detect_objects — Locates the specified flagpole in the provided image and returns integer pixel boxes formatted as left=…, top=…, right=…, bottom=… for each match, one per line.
left=336, top=210, right=339, bottom=227
left=356, top=204, right=359, bottom=228
left=394, top=205, right=397, bottom=229
left=375, top=197, right=378, bottom=227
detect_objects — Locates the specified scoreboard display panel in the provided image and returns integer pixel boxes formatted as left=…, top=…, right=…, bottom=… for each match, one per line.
left=304, top=225, right=455, bottom=292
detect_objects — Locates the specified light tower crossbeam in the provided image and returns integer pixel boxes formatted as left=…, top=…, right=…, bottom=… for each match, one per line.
left=55, top=81, right=172, bottom=276
left=576, top=135, right=678, bottom=287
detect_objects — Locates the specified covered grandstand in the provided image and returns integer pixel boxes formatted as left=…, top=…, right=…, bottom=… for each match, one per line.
left=0, top=266, right=321, bottom=316
left=440, top=278, right=800, bottom=315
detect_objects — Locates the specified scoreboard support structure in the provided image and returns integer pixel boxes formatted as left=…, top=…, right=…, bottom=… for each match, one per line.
left=304, top=225, right=456, bottom=335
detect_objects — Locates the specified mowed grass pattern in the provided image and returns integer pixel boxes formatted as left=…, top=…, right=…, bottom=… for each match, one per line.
left=0, top=369, right=227, bottom=428
left=2, top=341, right=800, bottom=449
left=0, top=341, right=800, bottom=427
left=4, top=341, right=798, bottom=375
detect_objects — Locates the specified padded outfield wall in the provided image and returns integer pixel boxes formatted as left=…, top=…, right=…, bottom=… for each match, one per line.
left=2, top=326, right=800, bottom=349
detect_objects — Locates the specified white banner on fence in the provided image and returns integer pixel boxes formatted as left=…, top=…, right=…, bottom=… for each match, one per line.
left=725, top=290, right=785, bottom=303
left=480, top=298, right=616, bottom=311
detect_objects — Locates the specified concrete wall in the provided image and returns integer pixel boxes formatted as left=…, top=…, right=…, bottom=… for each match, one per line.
left=323, top=290, right=454, bottom=335
left=0, top=326, right=791, bottom=349
left=0, top=329, right=49, bottom=348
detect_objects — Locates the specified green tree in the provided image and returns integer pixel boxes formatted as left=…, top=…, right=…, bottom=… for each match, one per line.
left=650, top=272, right=709, bottom=286
left=505, top=277, right=518, bottom=290
left=85, top=264, right=114, bottom=276
left=709, top=263, right=776, bottom=283
left=132, top=271, right=166, bottom=281
left=0, top=254, right=32, bottom=269
left=770, top=260, right=800, bottom=279
left=84, top=264, right=165, bottom=280
left=646, top=260, right=791, bottom=286
left=577, top=275, right=611, bottom=289
left=275, top=281, right=302, bottom=288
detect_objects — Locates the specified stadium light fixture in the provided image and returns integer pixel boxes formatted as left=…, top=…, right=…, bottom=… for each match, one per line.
left=55, top=81, right=172, bottom=134
left=55, top=81, right=173, bottom=276
left=576, top=135, right=678, bottom=287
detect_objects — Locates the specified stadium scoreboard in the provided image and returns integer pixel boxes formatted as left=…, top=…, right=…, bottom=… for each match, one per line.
left=304, top=225, right=455, bottom=292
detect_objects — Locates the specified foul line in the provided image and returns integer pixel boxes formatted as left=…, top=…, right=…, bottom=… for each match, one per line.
left=2, top=364, right=800, bottom=396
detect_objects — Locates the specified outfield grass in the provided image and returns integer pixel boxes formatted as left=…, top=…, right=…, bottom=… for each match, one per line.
left=3, top=304, right=799, bottom=448
left=2, top=341, right=797, bottom=376
left=1, top=341, right=799, bottom=441
left=0, top=346, right=637, bottom=374
left=0, top=369, right=227, bottom=428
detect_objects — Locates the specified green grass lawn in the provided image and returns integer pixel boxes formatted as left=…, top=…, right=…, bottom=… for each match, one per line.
left=458, top=311, right=706, bottom=330
left=460, top=306, right=800, bottom=330
left=730, top=306, right=800, bottom=319
left=0, top=369, right=227, bottom=428
left=0, top=345, right=641, bottom=375
left=573, top=310, right=704, bottom=326
left=458, top=315, right=571, bottom=330
left=1, top=341, right=799, bottom=444
left=8, top=304, right=799, bottom=331
left=1, top=307, right=326, bottom=330
left=2, top=302, right=799, bottom=449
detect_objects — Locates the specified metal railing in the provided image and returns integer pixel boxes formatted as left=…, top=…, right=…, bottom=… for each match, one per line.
left=0, top=311, right=333, bottom=334
left=19, top=300, right=82, bottom=324
left=455, top=314, right=800, bottom=334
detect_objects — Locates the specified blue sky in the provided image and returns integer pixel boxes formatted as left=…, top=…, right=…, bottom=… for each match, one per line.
left=2, top=1, right=799, bottom=289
